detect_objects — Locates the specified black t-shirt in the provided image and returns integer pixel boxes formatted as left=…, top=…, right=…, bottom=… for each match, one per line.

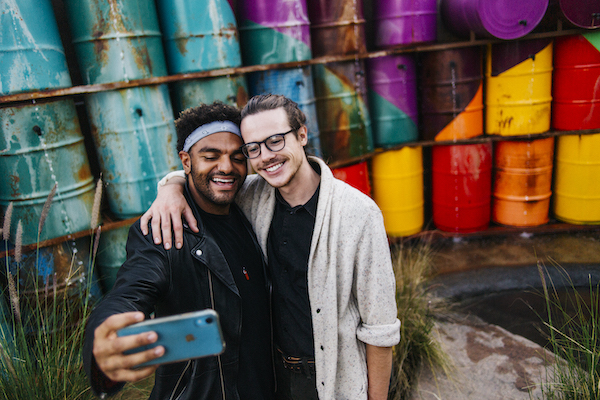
left=198, top=206, right=274, bottom=400
left=267, top=186, right=319, bottom=358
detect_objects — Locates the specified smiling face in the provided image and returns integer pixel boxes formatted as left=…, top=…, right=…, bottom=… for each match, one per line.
left=240, top=107, right=308, bottom=190
left=180, top=131, right=247, bottom=215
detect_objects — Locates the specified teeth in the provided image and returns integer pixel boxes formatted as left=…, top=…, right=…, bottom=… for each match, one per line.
left=213, top=177, right=233, bottom=183
left=266, top=163, right=283, bottom=172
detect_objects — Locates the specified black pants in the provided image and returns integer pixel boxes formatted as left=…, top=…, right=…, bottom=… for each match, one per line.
left=274, top=356, right=319, bottom=400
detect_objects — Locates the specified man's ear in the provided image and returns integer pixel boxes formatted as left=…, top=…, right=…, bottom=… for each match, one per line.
left=179, top=151, right=192, bottom=174
left=297, top=125, right=309, bottom=146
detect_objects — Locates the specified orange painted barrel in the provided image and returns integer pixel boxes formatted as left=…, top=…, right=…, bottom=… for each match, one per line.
left=553, top=133, right=600, bottom=224
left=492, top=137, right=554, bottom=226
left=332, top=161, right=371, bottom=197
left=371, top=147, right=423, bottom=237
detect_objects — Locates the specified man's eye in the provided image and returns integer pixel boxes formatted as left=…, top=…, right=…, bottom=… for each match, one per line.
left=269, top=138, right=283, bottom=146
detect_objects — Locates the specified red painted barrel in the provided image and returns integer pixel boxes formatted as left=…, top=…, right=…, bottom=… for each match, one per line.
left=432, top=143, right=493, bottom=233
left=552, top=33, right=600, bottom=131
left=332, top=161, right=371, bottom=196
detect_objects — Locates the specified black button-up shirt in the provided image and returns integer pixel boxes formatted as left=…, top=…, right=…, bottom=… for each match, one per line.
left=267, top=185, right=320, bottom=358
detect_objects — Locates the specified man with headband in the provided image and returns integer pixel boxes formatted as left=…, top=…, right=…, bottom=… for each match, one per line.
left=82, top=102, right=274, bottom=400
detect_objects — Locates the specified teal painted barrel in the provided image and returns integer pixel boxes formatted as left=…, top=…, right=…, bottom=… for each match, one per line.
left=63, top=0, right=167, bottom=84
left=0, top=101, right=96, bottom=245
left=247, top=67, right=322, bottom=157
left=84, top=86, right=180, bottom=219
left=96, top=225, right=131, bottom=294
left=0, top=0, right=71, bottom=94
left=172, top=76, right=249, bottom=113
left=313, top=60, right=373, bottom=164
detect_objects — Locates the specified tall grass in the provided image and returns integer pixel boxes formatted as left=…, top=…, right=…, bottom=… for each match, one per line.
left=0, top=181, right=102, bottom=400
left=536, top=262, right=600, bottom=400
left=388, top=237, right=449, bottom=399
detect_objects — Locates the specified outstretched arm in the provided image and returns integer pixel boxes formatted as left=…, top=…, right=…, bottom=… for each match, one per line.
left=140, top=174, right=196, bottom=250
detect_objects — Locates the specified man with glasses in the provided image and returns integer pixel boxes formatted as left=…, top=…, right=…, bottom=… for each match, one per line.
left=142, top=94, right=400, bottom=400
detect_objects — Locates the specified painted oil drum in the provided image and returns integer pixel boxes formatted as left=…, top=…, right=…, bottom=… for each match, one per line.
left=156, top=0, right=241, bottom=73
left=84, top=85, right=180, bottom=219
left=486, top=39, right=553, bottom=136
left=96, top=224, right=131, bottom=294
left=63, top=0, right=167, bottom=84
left=552, top=33, right=600, bottom=131
left=558, top=0, right=600, bottom=29
left=553, top=133, right=600, bottom=224
left=0, top=100, right=96, bottom=245
left=238, top=0, right=312, bottom=65
left=366, top=55, right=418, bottom=148
left=371, top=146, right=423, bottom=236
left=247, top=67, right=322, bottom=157
left=432, top=143, right=492, bottom=233
left=440, top=0, right=548, bottom=40
left=492, top=138, right=554, bottom=227
left=0, top=0, right=72, bottom=94
left=312, top=60, right=373, bottom=164
left=172, top=76, right=249, bottom=114
left=419, top=47, right=484, bottom=141
left=306, top=0, right=367, bottom=57
left=372, top=0, right=437, bottom=48
left=2, top=236, right=102, bottom=325
left=332, top=161, right=371, bottom=196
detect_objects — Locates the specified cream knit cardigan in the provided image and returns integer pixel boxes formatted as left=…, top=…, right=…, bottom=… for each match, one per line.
left=235, top=157, right=401, bottom=400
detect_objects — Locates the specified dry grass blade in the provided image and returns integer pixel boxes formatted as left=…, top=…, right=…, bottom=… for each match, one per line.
left=38, top=183, right=57, bottom=235
left=3, top=202, right=13, bottom=241
left=90, top=179, right=103, bottom=229
left=14, top=221, right=23, bottom=263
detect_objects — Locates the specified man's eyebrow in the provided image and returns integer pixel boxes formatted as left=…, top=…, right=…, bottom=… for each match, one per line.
left=196, top=146, right=223, bottom=154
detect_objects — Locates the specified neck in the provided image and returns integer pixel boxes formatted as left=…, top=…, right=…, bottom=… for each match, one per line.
left=277, top=157, right=320, bottom=207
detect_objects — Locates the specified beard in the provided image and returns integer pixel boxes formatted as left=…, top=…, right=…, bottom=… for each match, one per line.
left=189, top=162, right=244, bottom=206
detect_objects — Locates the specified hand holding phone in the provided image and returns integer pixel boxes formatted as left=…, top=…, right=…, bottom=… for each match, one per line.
left=117, top=309, right=225, bottom=368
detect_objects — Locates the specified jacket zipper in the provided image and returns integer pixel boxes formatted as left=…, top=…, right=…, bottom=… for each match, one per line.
left=208, top=270, right=227, bottom=400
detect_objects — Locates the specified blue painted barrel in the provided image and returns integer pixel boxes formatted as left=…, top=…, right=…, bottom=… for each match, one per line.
left=238, top=0, right=312, bottom=65
left=366, top=54, right=418, bottom=148
left=313, top=60, right=373, bottom=164
left=64, top=0, right=168, bottom=83
left=0, top=0, right=71, bottom=94
left=0, top=101, right=96, bottom=246
left=96, top=225, right=131, bottom=294
left=373, top=0, right=437, bottom=48
left=247, top=67, right=322, bottom=157
left=84, top=86, right=180, bottom=219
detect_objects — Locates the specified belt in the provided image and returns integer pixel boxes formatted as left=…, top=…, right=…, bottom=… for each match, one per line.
left=277, top=347, right=315, bottom=375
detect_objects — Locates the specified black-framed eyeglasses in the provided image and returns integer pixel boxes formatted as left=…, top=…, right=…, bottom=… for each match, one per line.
left=240, top=129, right=295, bottom=159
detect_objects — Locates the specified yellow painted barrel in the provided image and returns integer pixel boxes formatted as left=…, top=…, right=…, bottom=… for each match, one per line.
left=553, top=133, right=600, bottom=224
left=486, top=39, right=553, bottom=136
left=492, top=137, right=554, bottom=227
left=371, top=147, right=423, bottom=236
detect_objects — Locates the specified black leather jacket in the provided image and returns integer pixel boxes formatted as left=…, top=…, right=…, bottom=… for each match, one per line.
left=83, top=186, right=271, bottom=399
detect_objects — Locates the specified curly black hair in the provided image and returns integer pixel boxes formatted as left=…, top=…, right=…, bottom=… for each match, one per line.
left=175, top=102, right=241, bottom=152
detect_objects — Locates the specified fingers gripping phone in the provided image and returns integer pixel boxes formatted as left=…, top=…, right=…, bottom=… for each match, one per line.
left=117, top=309, right=225, bottom=368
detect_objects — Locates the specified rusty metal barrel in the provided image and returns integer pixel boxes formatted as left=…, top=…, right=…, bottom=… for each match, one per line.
left=552, top=33, right=600, bottom=131
left=238, top=0, right=312, bottom=65
left=367, top=55, right=418, bottom=148
left=156, top=0, right=248, bottom=112
left=372, top=0, right=437, bottom=48
left=486, top=39, right=553, bottom=136
left=96, top=224, right=131, bottom=294
left=247, top=67, right=322, bottom=157
left=419, top=47, right=484, bottom=141
left=312, top=60, right=373, bottom=164
left=0, top=0, right=96, bottom=245
left=492, top=138, right=554, bottom=227
left=306, top=0, right=367, bottom=57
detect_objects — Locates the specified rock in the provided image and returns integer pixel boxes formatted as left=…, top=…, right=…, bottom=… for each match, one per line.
left=410, top=313, right=559, bottom=400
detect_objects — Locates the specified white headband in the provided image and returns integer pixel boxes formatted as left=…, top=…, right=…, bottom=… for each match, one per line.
left=183, top=120, right=242, bottom=153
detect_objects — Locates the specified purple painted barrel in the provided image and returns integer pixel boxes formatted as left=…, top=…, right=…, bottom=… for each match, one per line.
left=558, top=0, right=600, bottom=29
left=238, top=0, right=312, bottom=65
left=306, top=0, right=367, bottom=57
left=441, top=0, right=549, bottom=40
left=373, top=0, right=437, bottom=48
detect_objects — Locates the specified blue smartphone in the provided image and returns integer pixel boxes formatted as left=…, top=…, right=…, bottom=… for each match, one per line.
left=117, top=309, right=225, bottom=368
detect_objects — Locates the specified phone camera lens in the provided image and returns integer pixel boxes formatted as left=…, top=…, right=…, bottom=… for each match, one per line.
left=206, top=317, right=213, bottom=324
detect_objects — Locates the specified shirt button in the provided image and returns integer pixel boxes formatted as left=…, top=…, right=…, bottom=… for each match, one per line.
left=196, top=249, right=202, bottom=256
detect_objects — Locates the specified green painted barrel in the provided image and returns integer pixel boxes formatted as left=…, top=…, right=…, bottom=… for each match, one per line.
left=96, top=225, right=131, bottom=294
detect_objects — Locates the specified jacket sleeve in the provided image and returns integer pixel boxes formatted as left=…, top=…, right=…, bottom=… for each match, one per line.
left=352, top=200, right=401, bottom=348
left=83, top=220, right=171, bottom=397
